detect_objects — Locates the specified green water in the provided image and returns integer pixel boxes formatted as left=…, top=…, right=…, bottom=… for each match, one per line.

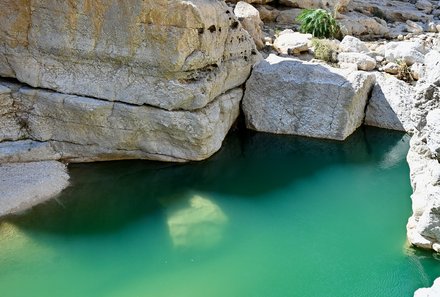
left=1, top=127, right=440, bottom=297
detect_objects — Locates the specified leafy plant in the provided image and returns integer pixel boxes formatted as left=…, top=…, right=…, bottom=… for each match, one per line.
left=296, top=9, right=341, bottom=39
left=311, top=39, right=338, bottom=63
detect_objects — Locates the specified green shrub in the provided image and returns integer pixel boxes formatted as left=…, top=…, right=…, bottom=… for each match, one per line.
left=296, top=9, right=341, bottom=39
left=311, top=39, right=338, bottom=63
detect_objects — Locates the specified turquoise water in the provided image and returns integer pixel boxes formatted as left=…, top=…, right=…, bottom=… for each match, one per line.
left=1, top=127, right=440, bottom=297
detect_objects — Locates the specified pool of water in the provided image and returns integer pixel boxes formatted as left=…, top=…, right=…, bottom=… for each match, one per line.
left=1, top=127, right=439, bottom=297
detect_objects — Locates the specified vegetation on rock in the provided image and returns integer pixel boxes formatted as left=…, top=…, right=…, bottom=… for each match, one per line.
left=311, top=39, right=338, bottom=63
left=396, top=60, right=415, bottom=83
left=296, top=9, right=341, bottom=39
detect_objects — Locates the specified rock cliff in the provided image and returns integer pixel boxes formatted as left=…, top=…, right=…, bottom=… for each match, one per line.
left=407, top=49, right=440, bottom=252
left=0, top=0, right=260, bottom=162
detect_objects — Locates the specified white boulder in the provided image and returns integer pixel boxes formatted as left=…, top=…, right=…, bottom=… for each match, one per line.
left=273, top=31, right=312, bottom=55
left=242, top=54, right=375, bottom=140
left=338, top=52, right=377, bottom=71
left=385, top=41, right=425, bottom=66
left=339, top=35, right=369, bottom=53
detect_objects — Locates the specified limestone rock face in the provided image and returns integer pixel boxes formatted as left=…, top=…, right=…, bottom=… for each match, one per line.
left=339, top=12, right=389, bottom=37
left=407, top=47, right=440, bottom=251
left=365, top=73, right=415, bottom=132
left=0, top=161, right=69, bottom=217
left=415, top=0, right=433, bottom=14
left=0, top=81, right=242, bottom=163
left=0, top=0, right=259, bottom=111
left=234, top=1, right=264, bottom=49
left=242, top=55, right=375, bottom=140
left=279, top=0, right=351, bottom=11
left=0, top=84, right=23, bottom=142
left=352, top=0, right=431, bottom=23
left=0, top=0, right=259, bottom=163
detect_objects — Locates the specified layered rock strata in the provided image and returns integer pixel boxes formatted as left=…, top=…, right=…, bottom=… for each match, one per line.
left=0, top=0, right=260, bottom=163
left=0, top=80, right=242, bottom=163
left=0, top=0, right=259, bottom=111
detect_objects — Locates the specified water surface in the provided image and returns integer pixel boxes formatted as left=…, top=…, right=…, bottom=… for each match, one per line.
left=1, top=127, right=439, bottom=297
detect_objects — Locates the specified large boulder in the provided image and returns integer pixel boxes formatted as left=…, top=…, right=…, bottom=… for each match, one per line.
left=242, top=55, right=375, bottom=140
left=0, top=0, right=260, bottom=111
left=273, top=31, right=312, bottom=55
left=339, top=35, right=369, bottom=53
left=0, top=80, right=242, bottom=163
left=365, top=73, right=415, bottom=132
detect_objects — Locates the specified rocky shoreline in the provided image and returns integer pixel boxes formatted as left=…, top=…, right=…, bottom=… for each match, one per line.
left=0, top=0, right=439, bottom=295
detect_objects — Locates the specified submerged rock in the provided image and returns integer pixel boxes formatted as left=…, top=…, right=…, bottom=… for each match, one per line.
left=0, top=161, right=69, bottom=217
left=167, top=195, right=228, bottom=248
left=243, top=54, right=375, bottom=140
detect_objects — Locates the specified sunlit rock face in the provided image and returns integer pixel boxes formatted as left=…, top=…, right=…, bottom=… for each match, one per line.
left=243, top=55, right=375, bottom=140
left=167, top=195, right=228, bottom=248
left=0, top=0, right=260, bottom=163
left=0, top=0, right=259, bottom=111
left=407, top=49, right=440, bottom=252
left=0, top=81, right=242, bottom=163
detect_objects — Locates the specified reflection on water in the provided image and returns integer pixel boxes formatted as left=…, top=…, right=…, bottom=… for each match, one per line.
left=379, top=134, right=412, bottom=169
left=167, top=195, right=227, bottom=248
left=1, top=127, right=440, bottom=297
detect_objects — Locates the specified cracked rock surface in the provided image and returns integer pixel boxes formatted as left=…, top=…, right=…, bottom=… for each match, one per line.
left=0, top=79, right=242, bottom=163
left=0, top=0, right=261, bottom=163
left=242, top=54, right=375, bottom=140
left=0, top=0, right=260, bottom=111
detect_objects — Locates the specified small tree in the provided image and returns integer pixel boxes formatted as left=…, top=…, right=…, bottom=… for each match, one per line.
left=296, top=9, right=341, bottom=39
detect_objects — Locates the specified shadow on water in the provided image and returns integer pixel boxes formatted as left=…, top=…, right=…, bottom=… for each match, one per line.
left=3, top=126, right=409, bottom=236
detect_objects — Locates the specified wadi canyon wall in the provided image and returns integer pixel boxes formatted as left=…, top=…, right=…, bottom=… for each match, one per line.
left=0, top=0, right=260, bottom=162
